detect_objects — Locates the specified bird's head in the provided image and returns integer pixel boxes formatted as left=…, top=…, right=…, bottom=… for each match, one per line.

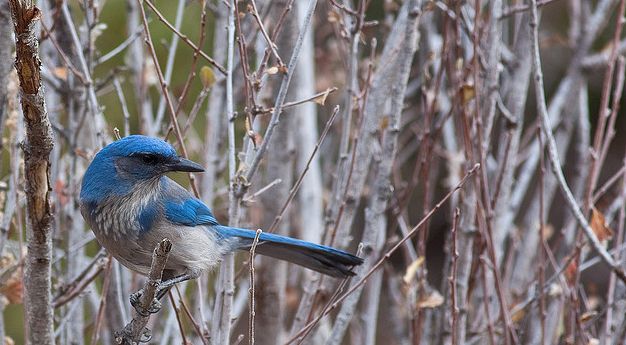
left=80, top=135, right=204, bottom=202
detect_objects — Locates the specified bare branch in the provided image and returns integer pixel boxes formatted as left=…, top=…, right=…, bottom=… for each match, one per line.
left=115, top=239, right=172, bottom=344
left=8, top=1, right=55, bottom=343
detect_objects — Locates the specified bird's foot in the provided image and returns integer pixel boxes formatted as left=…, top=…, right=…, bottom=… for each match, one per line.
left=139, top=327, right=152, bottom=343
left=115, top=326, right=152, bottom=344
left=130, top=289, right=162, bottom=317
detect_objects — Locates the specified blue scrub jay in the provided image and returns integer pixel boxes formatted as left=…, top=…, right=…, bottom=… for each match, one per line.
left=79, top=135, right=362, bottom=308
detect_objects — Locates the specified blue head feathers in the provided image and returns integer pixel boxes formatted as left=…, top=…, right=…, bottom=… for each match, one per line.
left=97, top=135, right=178, bottom=159
left=80, top=135, right=203, bottom=202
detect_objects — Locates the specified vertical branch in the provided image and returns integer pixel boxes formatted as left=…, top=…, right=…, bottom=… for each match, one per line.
left=293, top=0, right=324, bottom=244
left=8, top=1, right=54, bottom=344
left=212, top=1, right=237, bottom=344
left=248, top=229, right=262, bottom=345
left=152, top=0, right=186, bottom=134
left=326, top=2, right=422, bottom=343
left=127, top=0, right=152, bottom=132
left=449, top=208, right=460, bottom=345
left=200, top=2, right=228, bottom=337
left=239, top=0, right=319, bottom=188
left=0, top=0, right=11, bottom=145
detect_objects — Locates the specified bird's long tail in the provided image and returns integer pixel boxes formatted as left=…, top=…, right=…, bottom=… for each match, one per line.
left=215, top=226, right=363, bottom=278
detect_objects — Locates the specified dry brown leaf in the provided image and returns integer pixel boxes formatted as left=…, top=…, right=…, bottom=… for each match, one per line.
left=511, top=306, right=525, bottom=323
left=53, top=67, right=68, bottom=81
left=313, top=88, right=333, bottom=106
left=455, top=58, right=464, bottom=71
left=0, top=276, right=23, bottom=304
left=591, top=207, right=613, bottom=242
left=327, top=11, right=340, bottom=23
left=460, top=84, right=475, bottom=105
left=579, top=311, right=597, bottom=323
left=285, top=286, right=299, bottom=309
left=143, top=59, right=158, bottom=86
left=565, top=260, right=577, bottom=285
left=379, top=116, right=390, bottom=131
left=403, top=257, right=425, bottom=285
left=417, top=290, right=444, bottom=308
left=541, top=224, right=554, bottom=241
left=0, top=253, right=23, bottom=305
left=0, top=254, right=15, bottom=270
left=200, top=66, right=216, bottom=89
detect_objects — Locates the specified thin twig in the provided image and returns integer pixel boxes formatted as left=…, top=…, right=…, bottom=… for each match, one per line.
left=112, top=77, right=131, bottom=137
left=242, top=179, right=282, bottom=204
left=267, top=105, right=340, bottom=233
left=39, top=21, right=88, bottom=85
left=254, top=87, right=338, bottom=115
left=90, top=255, right=114, bottom=345
left=153, top=0, right=187, bottom=134
left=449, top=208, right=460, bottom=345
left=143, top=0, right=226, bottom=75
left=248, top=229, right=262, bottom=345
left=173, top=285, right=210, bottom=345
left=53, top=250, right=108, bottom=308
left=248, top=0, right=284, bottom=67
left=499, top=0, right=562, bottom=18
left=239, top=0, right=319, bottom=194
left=167, top=292, right=189, bottom=345
left=96, top=25, right=144, bottom=64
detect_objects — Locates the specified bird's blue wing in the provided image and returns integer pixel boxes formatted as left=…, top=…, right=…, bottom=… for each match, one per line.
left=161, top=178, right=218, bottom=226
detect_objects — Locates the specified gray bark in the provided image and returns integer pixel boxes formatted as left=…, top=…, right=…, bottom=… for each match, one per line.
left=326, top=1, right=422, bottom=343
left=0, top=0, right=11, bottom=146
left=9, top=1, right=55, bottom=343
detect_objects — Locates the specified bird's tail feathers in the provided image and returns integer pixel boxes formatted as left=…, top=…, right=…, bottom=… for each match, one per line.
left=215, top=226, right=363, bottom=278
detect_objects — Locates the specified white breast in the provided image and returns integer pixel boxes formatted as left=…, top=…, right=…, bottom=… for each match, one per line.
left=144, top=223, right=230, bottom=277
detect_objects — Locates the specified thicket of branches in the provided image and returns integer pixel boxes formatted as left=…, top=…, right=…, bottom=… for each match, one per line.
left=1, top=0, right=626, bottom=344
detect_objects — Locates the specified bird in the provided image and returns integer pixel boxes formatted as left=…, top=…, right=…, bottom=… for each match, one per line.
left=79, top=135, right=363, bottom=310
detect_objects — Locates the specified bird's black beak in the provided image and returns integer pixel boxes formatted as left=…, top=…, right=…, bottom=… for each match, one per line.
left=167, top=157, right=205, bottom=172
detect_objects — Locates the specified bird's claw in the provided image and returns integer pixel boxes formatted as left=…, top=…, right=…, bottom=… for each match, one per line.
left=115, top=326, right=152, bottom=344
left=130, top=289, right=162, bottom=316
left=139, top=327, right=152, bottom=343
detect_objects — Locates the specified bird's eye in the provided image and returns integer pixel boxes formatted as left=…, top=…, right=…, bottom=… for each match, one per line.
left=140, top=154, right=159, bottom=165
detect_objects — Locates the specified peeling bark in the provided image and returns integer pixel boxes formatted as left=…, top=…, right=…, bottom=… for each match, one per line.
left=8, top=0, right=55, bottom=344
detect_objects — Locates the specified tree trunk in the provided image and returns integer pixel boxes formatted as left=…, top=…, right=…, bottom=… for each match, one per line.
left=9, top=1, right=55, bottom=344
